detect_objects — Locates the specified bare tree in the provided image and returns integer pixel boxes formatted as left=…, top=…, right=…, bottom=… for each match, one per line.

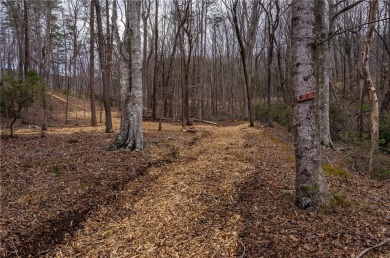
left=111, top=0, right=144, bottom=150
left=291, top=0, right=329, bottom=209
left=42, top=0, right=52, bottom=131
left=21, top=0, right=29, bottom=124
left=316, top=0, right=365, bottom=147
left=94, top=0, right=113, bottom=133
left=89, top=0, right=97, bottom=126
left=176, top=0, right=193, bottom=126
left=315, top=0, right=333, bottom=147
left=160, top=0, right=189, bottom=119
left=226, top=0, right=261, bottom=127
left=23, top=0, right=28, bottom=77
left=359, top=0, right=379, bottom=172
left=142, top=0, right=152, bottom=114
left=152, top=0, right=159, bottom=120
left=261, top=0, right=280, bottom=127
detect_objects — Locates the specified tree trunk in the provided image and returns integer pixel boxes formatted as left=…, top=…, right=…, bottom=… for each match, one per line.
left=359, top=0, right=379, bottom=172
left=23, top=0, right=29, bottom=77
left=89, top=0, right=97, bottom=126
left=231, top=0, right=254, bottom=127
left=262, top=0, right=280, bottom=128
left=316, top=0, right=333, bottom=147
left=94, top=0, right=113, bottom=133
left=142, top=0, right=151, bottom=115
left=181, top=3, right=193, bottom=126
left=291, top=0, right=329, bottom=209
left=72, top=6, right=78, bottom=125
left=111, top=0, right=144, bottom=151
left=266, top=36, right=274, bottom=128
left=22, top=0, right=29, bottom=124
left=160, top=1, right=188, bottom=120
left=152, top=0, right=159, bottom=120
left=105, top=0, right=113, bottom=123
left=42, top=1, right=52, bottom=131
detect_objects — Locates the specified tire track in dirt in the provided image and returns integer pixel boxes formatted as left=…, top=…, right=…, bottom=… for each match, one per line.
left=54, top=124, right=263, bottom=257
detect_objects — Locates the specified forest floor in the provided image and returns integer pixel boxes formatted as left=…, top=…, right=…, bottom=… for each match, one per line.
left=0, top=92, right=389, bottom=257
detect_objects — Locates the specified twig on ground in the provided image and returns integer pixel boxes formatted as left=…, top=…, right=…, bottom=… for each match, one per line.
left=11, top=239, right=20, bottom=258
left=238, top=239, right=246, bottom=258
left=324, top=157, right=334, bottom=167
left=355, top=238, right=389, bottom=258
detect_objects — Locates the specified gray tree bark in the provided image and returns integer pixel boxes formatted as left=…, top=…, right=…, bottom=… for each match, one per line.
left=152, top=0, right=159, bottom=120
left=111, top=0, right=144, bottom=151
left=142, top=0, right=151, bottom=114
left=291, top=0, right=329, bottom=209
left=21, top=0, right=29, bottom=124
left=315, top=0, right=333, bottom=147
left=89, top=0, right=97, bottom=126
left=94, top=0, right=113, bottom=133
left=359, top=0, right=379, bottom=172
left=42, top=1, right=52, bottom=131
left=229, top=0, right=259, bottom=127
left=261, top=0, right=280, bottom=128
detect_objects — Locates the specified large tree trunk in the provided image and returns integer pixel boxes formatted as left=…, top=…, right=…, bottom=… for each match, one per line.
left=89, top=0, right=97, bottom=126
left=359, top=0, right=379, bottom=172
left=111, top=0, right=144, bottom=151
left=291, top=0, right=329, bottom=209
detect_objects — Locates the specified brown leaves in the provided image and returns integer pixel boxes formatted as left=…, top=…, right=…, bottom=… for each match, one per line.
left=1, top=110, right=389, bottom=257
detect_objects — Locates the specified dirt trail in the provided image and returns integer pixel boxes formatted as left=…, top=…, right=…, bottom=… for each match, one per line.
left=3, top=91, right=388, bottom=257
left=52, top=123, right=389, bottom=257
left=54, top=124, right=266, bottom=257
left=2, top=119, right=388, bottom=257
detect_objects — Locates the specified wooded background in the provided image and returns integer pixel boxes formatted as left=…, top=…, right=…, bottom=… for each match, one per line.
left=0, top=0, right=389, bottom=152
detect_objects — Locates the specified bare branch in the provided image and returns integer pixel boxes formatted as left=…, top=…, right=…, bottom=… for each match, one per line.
left=315, top=18, right=390, bottom=47
left=332, top=0, right=365, bottom=21
left=355, top=239, right=390, bottom=258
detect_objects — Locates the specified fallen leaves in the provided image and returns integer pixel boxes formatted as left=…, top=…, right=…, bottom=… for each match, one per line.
left=0, top=107, right=389, bottom=257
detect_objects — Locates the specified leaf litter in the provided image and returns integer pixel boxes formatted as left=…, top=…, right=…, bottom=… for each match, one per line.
left=0, top=94, right=389, bottom=257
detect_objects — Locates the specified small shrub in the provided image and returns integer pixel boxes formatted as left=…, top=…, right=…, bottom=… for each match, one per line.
left=373, top=165, right=390, bottom=181
left=330, top=191, right=356, bottom=208
left=0, top=70, right=45, bottom=136
left=61, top=88, right=69, bottom=96
left=329, top=101, right=348, bottom=140
left=322, top=163, right=351, bottom=179
left=21, top=159, right=33, bottom=172
left=254, top=102, right=269, bottom=122
left=338, top=129, right=361, bottom=143
left=254, top=102, right=293, bottom=131
left=379, top=114, right=390, bottom=153
left=51, top=164, right=64, bottom=177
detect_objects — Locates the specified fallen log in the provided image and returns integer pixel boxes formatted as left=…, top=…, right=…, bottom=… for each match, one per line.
left=194, top=119, right=218, bottom=126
